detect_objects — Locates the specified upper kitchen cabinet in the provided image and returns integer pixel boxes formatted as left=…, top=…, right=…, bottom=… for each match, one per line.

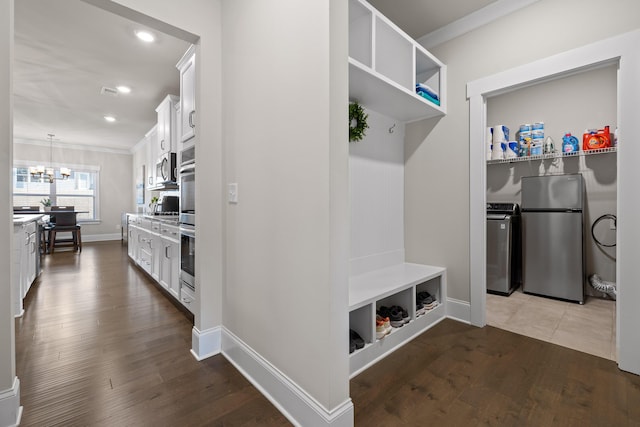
left=156, top=94, right=179, bottom=156
left=177, top=45, right=196, bottom=144
left=146, top=125, right=158, bottom=188
left=349, top=0, right=446, bottom=122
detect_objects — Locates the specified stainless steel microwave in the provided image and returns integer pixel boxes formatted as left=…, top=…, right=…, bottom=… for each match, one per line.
left=156, top=152, right=177, bottom=184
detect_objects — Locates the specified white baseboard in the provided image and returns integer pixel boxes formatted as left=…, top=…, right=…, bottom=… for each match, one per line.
left=221, top=327, right=354, bottom=427
left=446, top=297, right=471, bottom=324
left=0, top=377, right=22, bottom=427
left=83, top=233, right=121, bottom=242
left=190, top=326, right=221, bottom=361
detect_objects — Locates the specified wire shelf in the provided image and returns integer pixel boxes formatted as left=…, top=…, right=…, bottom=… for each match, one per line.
left=487, top=146, right=617, bottom=165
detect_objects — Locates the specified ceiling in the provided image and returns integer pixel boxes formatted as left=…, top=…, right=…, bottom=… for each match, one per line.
left=13, top=0, right=191, bottom=152
left=13, top=0, right=499, bottom=152
left=367, top=0, right=499, bottom=40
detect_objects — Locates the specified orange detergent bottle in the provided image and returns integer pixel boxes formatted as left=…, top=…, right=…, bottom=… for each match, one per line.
left=583, top=126, right=611, bottom=150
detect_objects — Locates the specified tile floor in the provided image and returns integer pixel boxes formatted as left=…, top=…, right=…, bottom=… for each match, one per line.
left=486, top=288, right=616, bottom=360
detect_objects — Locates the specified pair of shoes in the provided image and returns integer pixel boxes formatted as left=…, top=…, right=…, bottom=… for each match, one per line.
left=376, top=314, right=392, bottom=339
left=416, top=292, right=436, bottom=316
left=378, top=305, right=409, bottom=328
left=349, top=329, right=364, bottom=353
left=416, top=292, right=438, bottom=314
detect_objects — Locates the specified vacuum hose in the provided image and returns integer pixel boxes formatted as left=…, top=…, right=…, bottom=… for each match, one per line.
left=589, top=214, right=617, bottom=299
left=589, top=274, right=617, bottom=300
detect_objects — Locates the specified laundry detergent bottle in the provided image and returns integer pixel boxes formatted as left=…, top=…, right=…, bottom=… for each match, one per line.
left=562, top=133, right=579, bottom=154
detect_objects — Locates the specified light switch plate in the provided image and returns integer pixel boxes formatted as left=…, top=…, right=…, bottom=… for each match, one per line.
left=228, top=183, right=238, bottom=203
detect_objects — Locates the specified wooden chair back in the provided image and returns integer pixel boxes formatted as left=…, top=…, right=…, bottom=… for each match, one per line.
left=13, top=206, right=40, bottom=213
left=51, top=212, right=77, bottom=227
left=51, top=206, right=74, bottom=212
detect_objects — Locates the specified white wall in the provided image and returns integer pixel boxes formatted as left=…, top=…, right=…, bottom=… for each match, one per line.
left=350, top=108, right=405, bottom=275
left=14, top=141, right=133, bottom=238
left=405, top=0, right=640, bottom=302
left=221, top=0, right=350, bottom=414
left=110, top=0, right=224, bottom=342
left=0, top=1, right=20, bottom=426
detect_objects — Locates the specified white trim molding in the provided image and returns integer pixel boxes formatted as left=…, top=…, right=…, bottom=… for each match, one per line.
left=14, top=138, right=130, bottom=156
left=83, top=233, right=121, bottom=243
left=0, top=377, right=22, bottom=427
left=418, top=0, right=541, bottom=49
left=446, top=298, right=471, bottom=324
left=190, top=325, right=221, bottom=361
left=221, top=327, right=354, bottom=427
left=467, top=29, right=640, bottom=375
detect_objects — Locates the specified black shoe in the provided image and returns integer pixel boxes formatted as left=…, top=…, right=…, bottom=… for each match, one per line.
left=389, top=307, right=404, bottom=328
left=377, top=305, right=392, bottom=319
left=349, top=339, right=356, bottom=354
left=350, top=329, right=364, bottom=350
left=400, top=307, right=409, bottom=323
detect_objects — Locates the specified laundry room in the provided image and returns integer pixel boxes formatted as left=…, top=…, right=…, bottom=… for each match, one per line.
left=484, top=63, right=618, bottom=359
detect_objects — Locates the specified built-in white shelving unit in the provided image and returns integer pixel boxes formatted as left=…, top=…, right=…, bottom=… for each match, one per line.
left=347, top=0, right=448, bottom=377
left=348, top=0, right=446, bottom=122
left=349, top=263, right=446, bottom=377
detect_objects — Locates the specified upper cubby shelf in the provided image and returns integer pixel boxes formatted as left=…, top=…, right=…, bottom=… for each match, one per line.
left=349, top=0, right=446, bottom=122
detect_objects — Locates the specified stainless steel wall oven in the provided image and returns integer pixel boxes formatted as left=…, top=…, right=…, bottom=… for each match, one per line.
left=180, top=223, right=195, bottom=291
left=179, top=162, right=195, bottom=226
left=179, top=143, right=195, bottom=292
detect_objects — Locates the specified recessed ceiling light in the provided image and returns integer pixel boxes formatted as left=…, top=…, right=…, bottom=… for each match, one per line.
left=135, top=30, right=155, bottom=43
left=116, top=85, right=131, bottom=94
left=104, top=115, right=116, bottom=122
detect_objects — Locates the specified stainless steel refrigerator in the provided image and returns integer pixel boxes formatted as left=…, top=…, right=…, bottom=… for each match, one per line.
left=521, top=174, right=585, bottom=303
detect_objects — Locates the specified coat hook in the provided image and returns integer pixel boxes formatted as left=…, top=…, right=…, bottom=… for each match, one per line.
left=389, top=123, right=396, bottom=134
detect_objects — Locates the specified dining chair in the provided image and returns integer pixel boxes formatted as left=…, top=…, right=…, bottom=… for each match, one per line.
left=13, top=206, right=40, bottom=213
left=50, top=205, right=74, bottom=212
left=49, top=210, right=82, bottom=253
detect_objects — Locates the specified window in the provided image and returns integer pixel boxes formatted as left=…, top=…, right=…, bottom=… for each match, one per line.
left=12, top=164, right=100, bottom=222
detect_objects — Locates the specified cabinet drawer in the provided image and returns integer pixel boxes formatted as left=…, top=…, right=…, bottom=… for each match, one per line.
left=160, top=224, right=180, bottom=240
left=180, top=284, right=195, bottom=312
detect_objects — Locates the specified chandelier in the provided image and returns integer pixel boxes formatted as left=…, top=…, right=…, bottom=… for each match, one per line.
left=29, top=134, right=71, bottom=183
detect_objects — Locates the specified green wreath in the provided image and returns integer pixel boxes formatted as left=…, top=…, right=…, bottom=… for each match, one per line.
left=349, top=102, right=369, bottom=142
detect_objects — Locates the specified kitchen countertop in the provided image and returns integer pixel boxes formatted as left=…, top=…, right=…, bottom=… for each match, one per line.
left=13, top=214, right=45, bottom=225
left=129, top=213, right=180, bottom=226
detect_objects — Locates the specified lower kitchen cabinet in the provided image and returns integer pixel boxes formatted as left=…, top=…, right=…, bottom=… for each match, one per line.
left=128, top=215, right=182, bottom=306
left=13, top=217, right=41, bottom=317
left=159, top=230, right=180, bottom=299
left=179, top=282, right=195, bottom=312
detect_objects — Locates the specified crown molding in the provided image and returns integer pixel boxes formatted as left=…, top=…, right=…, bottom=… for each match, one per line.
left=14, top=137, right=131, bottom=155
left=417, top=0, right=541, bottom=50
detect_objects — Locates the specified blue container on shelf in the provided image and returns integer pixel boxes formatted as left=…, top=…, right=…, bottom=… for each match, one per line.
left=562, top=133, right=580, bottom=154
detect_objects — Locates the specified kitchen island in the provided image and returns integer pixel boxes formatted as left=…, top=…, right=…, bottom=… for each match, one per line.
left=13, top=214, right=44, bottom=317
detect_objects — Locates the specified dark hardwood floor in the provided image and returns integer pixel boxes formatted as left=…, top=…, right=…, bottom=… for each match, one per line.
left=16, top=241, right=640, bottom=426
left=16, top=241, right=290, bottom=426
left=351, top=319, right=640, bottom=426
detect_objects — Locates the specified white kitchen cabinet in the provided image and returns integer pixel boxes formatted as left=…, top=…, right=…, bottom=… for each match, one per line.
left=349, top=0, right=446, bottom=122
left=179, top=282, right=195, bottom=313
left=176, top=45, right=196, bottom=144
left=137, top=218, right=161, bottom=280
left=156, top=94, right=179, bottom=157
left=146, top=125, right=158, bottom=189
left=159, top=227, right=180, bottom=299
left=127, top=215, right=182, bottom=303
left=13, top=218, right=40, bottom=317
left=127, top=223, right=139, bottom=261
